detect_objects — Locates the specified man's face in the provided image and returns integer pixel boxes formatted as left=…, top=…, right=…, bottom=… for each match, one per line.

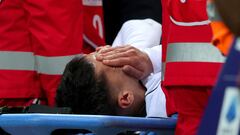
left=85, top=52, right=146, bottom=116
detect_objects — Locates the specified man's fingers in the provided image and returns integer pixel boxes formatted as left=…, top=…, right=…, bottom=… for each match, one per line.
left=98, top=45, right=132, bottom=54
left=102, top=57, right=132, bottom=67
left=96, top=45, right=111, bottom=52
left=96, top=51, right=118, bottom=61
left=101, top=50, right=134, bottom=60
left=98, top=47, right=115, bottom=54
left=96, top=54, right=104, bottom=61
left=96, top=47, right=103, bottom=52
left=96, top=46, right=134, bottom=61
left=122, top=65, right=143, bottom=79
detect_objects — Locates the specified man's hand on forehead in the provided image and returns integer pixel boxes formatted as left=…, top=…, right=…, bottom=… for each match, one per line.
left=96, top=45, right=111, bottom=53
left=95, top=45, right=153, bottom=80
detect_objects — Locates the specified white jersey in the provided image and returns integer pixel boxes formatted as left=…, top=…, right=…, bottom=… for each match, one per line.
left=143, top=72, right=167, bottom=118
left=142, top=45, right=167, bottom=118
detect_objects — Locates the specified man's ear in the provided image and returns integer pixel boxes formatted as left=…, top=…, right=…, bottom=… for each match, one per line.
left=118, top=90, right=134, bottom=109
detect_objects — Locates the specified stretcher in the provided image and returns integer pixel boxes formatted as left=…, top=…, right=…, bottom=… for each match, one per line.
left=0, top=114, right=177, bottom=135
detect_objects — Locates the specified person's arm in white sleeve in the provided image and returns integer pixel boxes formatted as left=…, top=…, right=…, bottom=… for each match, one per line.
left=142, top=45, right=162, bottom=74
left=112, top=19, right=162, bottom=50
left=144, top=72, right=167, bottom=118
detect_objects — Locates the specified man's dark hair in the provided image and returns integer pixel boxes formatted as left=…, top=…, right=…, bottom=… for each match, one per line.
left=56, top=55, right=116, bottom=115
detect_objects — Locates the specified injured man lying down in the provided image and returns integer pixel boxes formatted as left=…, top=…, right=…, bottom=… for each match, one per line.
left=56, top=45, right=168, bottom=118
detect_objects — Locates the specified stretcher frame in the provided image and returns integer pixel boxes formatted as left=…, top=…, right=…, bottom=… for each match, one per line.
left=0, top=114, right=177, bottom=135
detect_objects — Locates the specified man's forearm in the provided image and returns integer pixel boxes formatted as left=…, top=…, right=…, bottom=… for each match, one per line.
left=142, top=45, right=162, bottom=74
left=112, top=19, right=162, bottom=49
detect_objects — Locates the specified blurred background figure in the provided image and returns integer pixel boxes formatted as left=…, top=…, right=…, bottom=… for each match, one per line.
left=207, top=0, right=234, bottom=56
left=215, top=0, right=240, bottom=36
left=215, top=0, right=240, bottom=89
left=213, top=0, right=240, bottom=86
left=197, top=0, right=240, bottom=134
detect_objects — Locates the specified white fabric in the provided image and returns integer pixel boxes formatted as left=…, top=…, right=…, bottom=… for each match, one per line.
left=144, top=72, right=167, bottom=118
left=112, top=19, right=166, bottom=118
left=112, top=19, right=162, bottom=49
left=142, top=46, right=167, bottom=118
left=143, top=45, right=162, bottom=73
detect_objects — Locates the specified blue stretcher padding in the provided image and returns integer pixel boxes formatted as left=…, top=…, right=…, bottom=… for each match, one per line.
left=0, top=114, right=177, bottom=135
left=198, top=38, right=240, bottom=135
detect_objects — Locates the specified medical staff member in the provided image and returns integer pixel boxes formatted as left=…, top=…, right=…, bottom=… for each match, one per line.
left=160, top=0, right=225, bottom=134
left=0, top=0, right=83, bottom=106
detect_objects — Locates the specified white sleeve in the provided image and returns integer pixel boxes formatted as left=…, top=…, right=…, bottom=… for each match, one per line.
left=142, top=45, right=162, bottom=74
left=144, top=72, right=167, bottom=118
left=112, top=18, right=162, bottom=73
left=112, top=19, right=162, bottom=49
left=141, top=46, right=165, bottom=118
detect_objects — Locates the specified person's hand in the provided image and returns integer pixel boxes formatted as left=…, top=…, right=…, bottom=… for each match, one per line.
left=96, top=45, right=111, bottom=53
left=96, top=45, right=153, bottom=79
